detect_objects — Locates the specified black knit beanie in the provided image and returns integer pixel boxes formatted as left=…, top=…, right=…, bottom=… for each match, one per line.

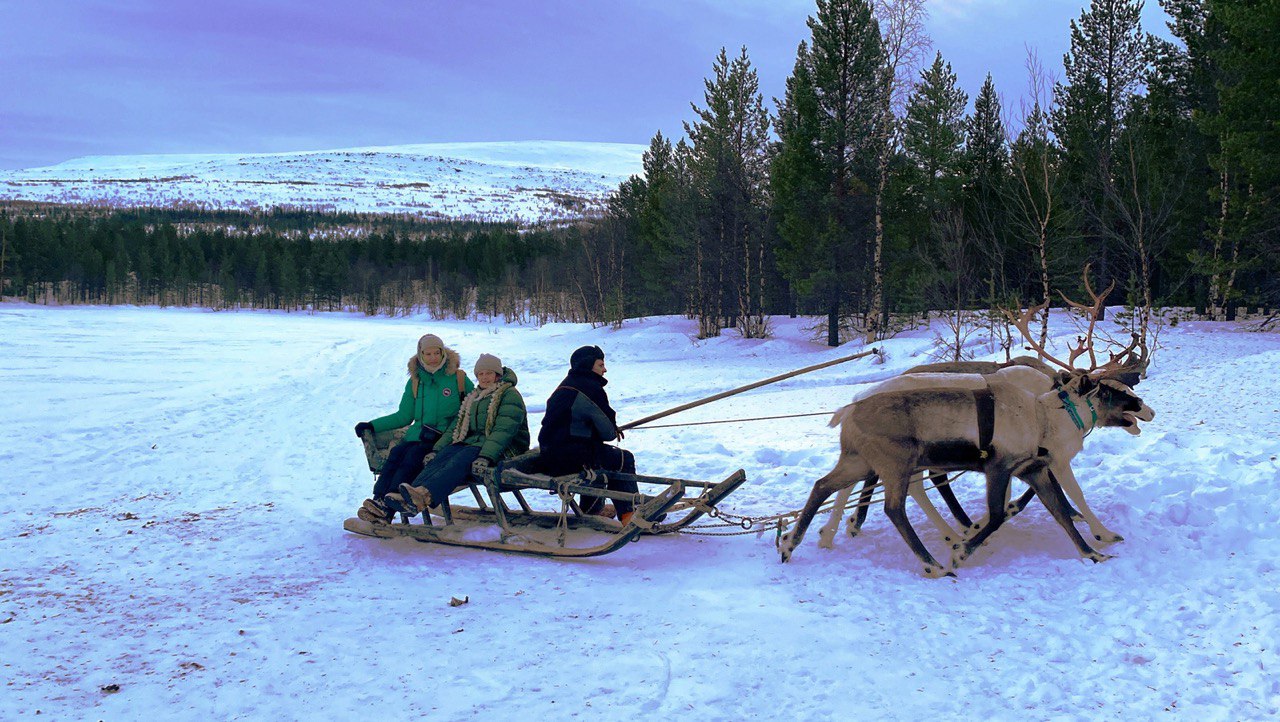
left=570, top=345, right=605, bottom=372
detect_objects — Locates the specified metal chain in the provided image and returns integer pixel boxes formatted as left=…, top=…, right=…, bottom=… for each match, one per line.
left=670, top=472, right=972, bottom=536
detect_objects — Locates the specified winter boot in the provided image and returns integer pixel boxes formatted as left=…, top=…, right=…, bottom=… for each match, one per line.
left=398, top=483, right=433, bottom=516
left=359, top=498, right=393, bottom=524
left=384, top=492, right=415, bottom=516
left=618, top=511, right=634, bottom=526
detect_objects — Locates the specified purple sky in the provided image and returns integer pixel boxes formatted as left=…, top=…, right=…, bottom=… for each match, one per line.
left=1, top=0, right=1173, bottom=170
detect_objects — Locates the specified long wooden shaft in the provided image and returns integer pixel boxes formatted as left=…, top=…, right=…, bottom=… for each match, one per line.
left=619, top=348, right=878, bottom=431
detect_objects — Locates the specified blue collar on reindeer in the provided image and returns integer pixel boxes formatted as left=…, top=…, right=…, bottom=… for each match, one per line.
left=1057, top=389, right=1098, bottom=435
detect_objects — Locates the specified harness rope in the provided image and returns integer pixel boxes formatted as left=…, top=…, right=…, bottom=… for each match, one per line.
left=628, top=411, right=831, bottom=429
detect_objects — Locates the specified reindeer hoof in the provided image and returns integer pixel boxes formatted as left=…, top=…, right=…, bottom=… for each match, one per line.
left=1094, top=531, right=1124, bottom=543
left=817, top=530, right=836, bottom=549
left=778, top=536, right=795, bottom=563
left=1086, top=552, right=1114, bottom=564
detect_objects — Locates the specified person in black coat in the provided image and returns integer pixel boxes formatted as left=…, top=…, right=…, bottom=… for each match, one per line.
left=537, top=345, right=639, bottom=522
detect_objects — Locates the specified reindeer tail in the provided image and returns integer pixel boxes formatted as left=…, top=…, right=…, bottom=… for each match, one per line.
left=828, top=404, right=855, bottom=429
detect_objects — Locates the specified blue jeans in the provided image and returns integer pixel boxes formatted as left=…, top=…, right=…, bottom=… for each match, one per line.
left=410, top=443, right=482, bottom=504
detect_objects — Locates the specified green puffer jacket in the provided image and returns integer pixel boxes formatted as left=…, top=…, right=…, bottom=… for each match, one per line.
left=371, top=348, right=474, bottom=442
left=434, top=366, right=530, bottom=462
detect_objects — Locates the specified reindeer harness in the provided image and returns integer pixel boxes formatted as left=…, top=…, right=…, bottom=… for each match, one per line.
left=1057, top=389, right=1098, bottom=437
left=972, top=387, right=995, bottom=461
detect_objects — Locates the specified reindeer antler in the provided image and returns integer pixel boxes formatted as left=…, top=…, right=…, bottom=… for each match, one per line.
left=1006, top=300, right=1077, bottom=372
left=1093, top=333, right=1143, bottom=377
left=1055, top=263, right=1117, bottom=371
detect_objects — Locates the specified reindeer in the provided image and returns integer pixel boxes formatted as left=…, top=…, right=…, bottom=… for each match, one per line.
left=782, top=296, right=1154, bottom=577
left=816, top=268, right=1149, bottom=551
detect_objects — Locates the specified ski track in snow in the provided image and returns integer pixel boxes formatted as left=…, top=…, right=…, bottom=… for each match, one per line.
left=1, top=305, right=1277, bottom=719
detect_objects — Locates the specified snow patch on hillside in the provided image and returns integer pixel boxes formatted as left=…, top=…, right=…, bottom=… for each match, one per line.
left=0, top=141, right=646, bottom=222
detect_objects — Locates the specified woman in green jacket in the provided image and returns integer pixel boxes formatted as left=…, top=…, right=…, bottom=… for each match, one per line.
left=377, top=353, right=529, bottom=520
left=354, top=333, right=473, bottom=516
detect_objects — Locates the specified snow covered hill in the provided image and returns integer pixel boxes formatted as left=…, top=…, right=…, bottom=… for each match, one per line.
left=0, top=141, right=646, bottom=222
left=1, top=304, right=1277, bottom=719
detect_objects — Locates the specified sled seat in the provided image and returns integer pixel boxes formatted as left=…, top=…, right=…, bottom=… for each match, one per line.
left=361, top=427, right=407, bottom=474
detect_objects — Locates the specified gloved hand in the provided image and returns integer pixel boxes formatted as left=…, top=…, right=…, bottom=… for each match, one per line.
left=615, top=427, right=626, bottom=440
left=471, top=458, right=492, bottom=477
left=354, top=422, right=374, bottom=437
left=422, top=452, right=437, bottom=466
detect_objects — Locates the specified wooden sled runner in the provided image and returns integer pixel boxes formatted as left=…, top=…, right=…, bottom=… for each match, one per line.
left=344, top=428, right=747, bottom=558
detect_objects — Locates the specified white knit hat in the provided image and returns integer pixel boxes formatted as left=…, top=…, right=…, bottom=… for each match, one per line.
left=417, top=333, right=445, bottom=353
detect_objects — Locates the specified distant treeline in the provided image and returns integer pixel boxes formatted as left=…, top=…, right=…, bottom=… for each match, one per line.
left=0, top=203, right=597, bottom=323
left=3, top=0, right=1277, bottom=343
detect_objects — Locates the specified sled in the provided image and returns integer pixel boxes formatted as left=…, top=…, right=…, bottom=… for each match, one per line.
left=344, top=429, right=747, bottom=558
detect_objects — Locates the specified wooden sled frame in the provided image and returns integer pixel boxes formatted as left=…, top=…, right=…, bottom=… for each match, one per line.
left=345, top=429, right=747, bottom=557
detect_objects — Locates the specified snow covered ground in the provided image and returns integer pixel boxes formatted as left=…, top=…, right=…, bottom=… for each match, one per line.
left=1, top=303, right=1277, bottom=719
left=0, top=141, right=646, bottom=222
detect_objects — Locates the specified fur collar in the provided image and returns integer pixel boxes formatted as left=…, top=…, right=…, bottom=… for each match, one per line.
left=408, top=347, right=460, bottom=378
left=408, top=347, right=462, bottom=397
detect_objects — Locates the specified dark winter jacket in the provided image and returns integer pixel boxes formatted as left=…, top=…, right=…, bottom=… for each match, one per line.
left=371, top=348, right=474, bottom=443
left=434, top=366, right=530, bottom=462
left=538, top=368, right=619, bottom=466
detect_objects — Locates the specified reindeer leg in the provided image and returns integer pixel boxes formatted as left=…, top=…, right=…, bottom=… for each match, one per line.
left=1009, top=479, right=1083, bottom=521
left=1049, top=465, right=1123, bottom=543
left=780, top=465, right=867, bottom=563
left=848, top=476, right=877, bottom=538
left=1025, top=468, right=1112, bottom=563
left=909, top=472, right=961, bottom=544
left=817, top=485, right=852, bottom=549
left=955, top=468, right=1011, bottom=568
left=881, top=471, right=953, bottom=578
left=1007, top=486, right=1036, bottom=516
left=930, top=471, right=975, bottom=529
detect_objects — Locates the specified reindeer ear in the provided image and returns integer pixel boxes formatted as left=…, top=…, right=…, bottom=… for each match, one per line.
left=1116, top=371, right=1140, bottom=388
left=1053, top=370, right=1073, bottom=387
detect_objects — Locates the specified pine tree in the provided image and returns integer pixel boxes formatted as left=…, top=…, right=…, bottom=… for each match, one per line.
left=630, top=131, right=695, bottom=315
left=1202, top=0, right=1280, bottom=314
left=772, top=42, right=827, bottom=319
left=1052, top=0, right=1152, bottom=309
left=963, top=74, right=1013, bottom=303
left=684, top=47, right=773, bottom=338
left=774, top=0, right=886, bottom=346
left=902, top=52, right=968, bottom=214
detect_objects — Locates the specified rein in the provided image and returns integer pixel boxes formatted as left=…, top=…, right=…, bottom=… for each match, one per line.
left=628, top=411, right=831, bottom=430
